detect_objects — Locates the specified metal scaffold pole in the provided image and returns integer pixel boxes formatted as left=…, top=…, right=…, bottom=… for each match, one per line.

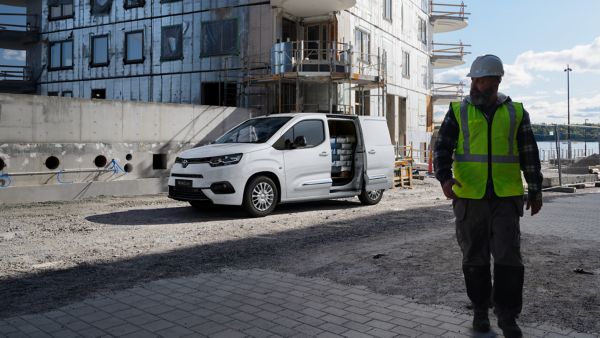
left=554, top=124, right=562, bottom=187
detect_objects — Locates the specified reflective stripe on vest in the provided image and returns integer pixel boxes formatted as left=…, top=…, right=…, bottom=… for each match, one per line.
left=452, top=100, right=524, bottom=198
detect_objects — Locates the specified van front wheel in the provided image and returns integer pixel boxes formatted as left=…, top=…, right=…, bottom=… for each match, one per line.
left=243, top=176, right=278, bottom=217
left=358, top=189, right=384, bottom=205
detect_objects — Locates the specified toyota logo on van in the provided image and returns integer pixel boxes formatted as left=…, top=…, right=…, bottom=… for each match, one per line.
left=181, top=159, right=189, bottom=168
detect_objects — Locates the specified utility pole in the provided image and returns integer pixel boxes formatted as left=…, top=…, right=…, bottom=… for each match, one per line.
left=564, top=65, right=572, bottom=159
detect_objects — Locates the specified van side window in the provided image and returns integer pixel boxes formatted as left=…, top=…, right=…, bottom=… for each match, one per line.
left=275, top=119, right=325, bottom=149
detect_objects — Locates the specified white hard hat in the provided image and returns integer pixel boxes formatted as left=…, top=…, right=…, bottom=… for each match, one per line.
left=466, top=54, right=504, bottom=78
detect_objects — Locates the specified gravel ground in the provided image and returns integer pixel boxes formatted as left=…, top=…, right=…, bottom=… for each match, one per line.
left=1, top=178, right=599, bottom=335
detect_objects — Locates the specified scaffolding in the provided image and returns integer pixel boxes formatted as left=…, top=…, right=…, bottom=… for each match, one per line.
left=236, top=40, right=387, bottom=116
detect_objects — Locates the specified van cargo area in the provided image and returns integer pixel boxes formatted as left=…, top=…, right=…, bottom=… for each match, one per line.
left=328, top=119, right=359, bottom=187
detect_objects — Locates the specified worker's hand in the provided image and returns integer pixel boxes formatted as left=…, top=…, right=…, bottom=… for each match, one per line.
left=526, top=194, right=543, bottom=216
left=442, top=178, right=462, bottom=200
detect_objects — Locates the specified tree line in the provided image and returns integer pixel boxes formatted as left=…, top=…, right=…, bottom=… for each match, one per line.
left=532, top=124, right=600, bottom=142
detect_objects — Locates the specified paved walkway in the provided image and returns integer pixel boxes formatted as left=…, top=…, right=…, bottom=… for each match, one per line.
left=522, top=192, right=600, bottom=241
left=0, top=269, right=594, bottom=338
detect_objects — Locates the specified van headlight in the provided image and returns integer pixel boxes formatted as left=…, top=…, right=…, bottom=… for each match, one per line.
left=209, top=153, right=243, bottom=167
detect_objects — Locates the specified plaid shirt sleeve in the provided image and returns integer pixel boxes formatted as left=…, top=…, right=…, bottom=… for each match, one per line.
left=433, top=105, right=459, bottom=185
left=517, top=108, right=544, bottom=198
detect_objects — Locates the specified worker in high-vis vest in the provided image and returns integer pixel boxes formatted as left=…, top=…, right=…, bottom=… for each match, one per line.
left=434, top=54, right=543, bottom=338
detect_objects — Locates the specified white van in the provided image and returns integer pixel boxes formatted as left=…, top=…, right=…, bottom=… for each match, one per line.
left=168, top=113, right=395, bottom=217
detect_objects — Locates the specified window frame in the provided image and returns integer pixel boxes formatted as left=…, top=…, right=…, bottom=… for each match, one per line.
left=355, top=28, right=371, bottom=64
left=48, top=2, right=74, bottom=21
left=124, top=0, right=145, bottom=9
left=277, top=119, right=326, bottom=150
left=90, top=34, right=110, bottom=68
left=160, top=24, right=184, bottom=62
left=418, top=17, right=427, bottom=44
left=91, top=88, right=106, bottom=99
left=200, top=19, right=239, bottom=57
left=48, top=39, right=74, bottom=71
left=160, top=0, right=182, bottom=3
left=402, top=51, right=410, bottom=79
left=383, top=0, right=392, bottom=21
left=124, top=30, right=145, bottom=64
left=61, top=91, right=73, bottom=97
left=47, top=91, right=59, bottom=96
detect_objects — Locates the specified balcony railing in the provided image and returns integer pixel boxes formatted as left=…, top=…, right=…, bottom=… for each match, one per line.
left=0, top=65, right=32, bottom=81
left=429, top=1, right=469, bottom=33
left=432, top=82, right=464, bottom=105
left=269, top=40, right=384, bottom=79
left=431, top=41, right=470, bottom=68
left=429, top=1, right=469, bottom=20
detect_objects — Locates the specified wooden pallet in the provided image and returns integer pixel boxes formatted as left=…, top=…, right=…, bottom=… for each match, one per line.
left=394, top=161, right=413, bottom=188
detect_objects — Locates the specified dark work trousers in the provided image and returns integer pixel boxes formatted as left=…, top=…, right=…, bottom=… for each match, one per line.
left=453, top=197, right=525, bottom=319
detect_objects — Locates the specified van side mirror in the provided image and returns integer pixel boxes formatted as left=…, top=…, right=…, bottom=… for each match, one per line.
left=293, top=136, right=307, bottom=148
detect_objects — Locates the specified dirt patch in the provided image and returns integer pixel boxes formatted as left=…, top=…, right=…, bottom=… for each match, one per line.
left=1, top=179, right=599, bottom=334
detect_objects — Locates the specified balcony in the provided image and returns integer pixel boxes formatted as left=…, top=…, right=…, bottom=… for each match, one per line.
left=0, top=65, right=36, bottom=93
left=0, top=13, right=39, bottom=50
left=431, top=42, right=470, bottom=69
left=432, top=82, right=464, bottom=106
left=271, top=0, right=356, bottom=17
left=429, top=1, right=469, bottom=33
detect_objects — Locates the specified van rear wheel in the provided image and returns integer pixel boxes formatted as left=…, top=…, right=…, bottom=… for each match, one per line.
left=358, top=189, right=384, bottom=205
left=243, top=176, right=278, bottom=217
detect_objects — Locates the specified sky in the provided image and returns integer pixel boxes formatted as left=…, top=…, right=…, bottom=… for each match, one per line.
left=2, top=1, right=599, bottom=126
left=434, top=0, right=600, bottom=125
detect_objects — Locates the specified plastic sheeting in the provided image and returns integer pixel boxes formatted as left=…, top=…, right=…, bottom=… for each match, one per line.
left=91, top=0, right=112, bottom=15
left=161, top=25, right=183, bottom=61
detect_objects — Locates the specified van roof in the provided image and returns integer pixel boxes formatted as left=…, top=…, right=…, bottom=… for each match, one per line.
left=253, top=113, right=355, bottom=119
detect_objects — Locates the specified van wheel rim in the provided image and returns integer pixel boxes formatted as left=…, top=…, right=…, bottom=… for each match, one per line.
left=252, top=182, right=274, bottom=211
left=368, top=190, right=381, bottom=200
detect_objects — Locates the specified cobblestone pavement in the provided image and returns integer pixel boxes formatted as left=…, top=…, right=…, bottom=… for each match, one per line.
left=522, top=192, right=600, bottom=241
left=1, top=192, right=598, bottom=337
left=1, top=268, right=596, bottom=338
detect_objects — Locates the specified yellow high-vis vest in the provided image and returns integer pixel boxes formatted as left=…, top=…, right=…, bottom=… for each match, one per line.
left=451, top=99, right=524, bottom=199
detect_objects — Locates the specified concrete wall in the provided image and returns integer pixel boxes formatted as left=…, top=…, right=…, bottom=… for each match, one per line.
left=0, top=93, right=254, bottom=190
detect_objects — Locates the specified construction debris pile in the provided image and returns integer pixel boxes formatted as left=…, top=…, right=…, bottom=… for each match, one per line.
left=563, top=154, right=600, bottom=174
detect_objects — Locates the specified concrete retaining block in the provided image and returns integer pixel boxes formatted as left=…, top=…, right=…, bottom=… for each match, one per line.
left=0, top=178, right=168, bottom=204
left=542, top=174, right=598, bottom=188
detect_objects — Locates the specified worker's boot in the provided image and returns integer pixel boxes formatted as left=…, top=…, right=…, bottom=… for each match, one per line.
left=462, top=265, right=491, bottom=332
left=472, top=308, right=490, bottom=333
left=498, top=317, right=523, bottom=338
left=493, top=264, right=525, bottom=338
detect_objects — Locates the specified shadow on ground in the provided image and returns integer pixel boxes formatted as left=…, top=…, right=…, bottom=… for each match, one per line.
left=2, top=205, right=450, bottom=318
left=85, top=199, right=364, bottom=225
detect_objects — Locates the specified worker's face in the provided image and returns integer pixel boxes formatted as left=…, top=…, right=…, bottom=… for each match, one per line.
left=470, top=76, right=501, bottom=106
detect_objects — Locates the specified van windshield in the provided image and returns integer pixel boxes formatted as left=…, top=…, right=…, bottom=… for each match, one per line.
left=215, top=117, right=292, bottom=144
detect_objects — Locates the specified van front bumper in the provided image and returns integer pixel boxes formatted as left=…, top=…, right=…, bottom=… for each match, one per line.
left=167, top=163, right=246, bottom=206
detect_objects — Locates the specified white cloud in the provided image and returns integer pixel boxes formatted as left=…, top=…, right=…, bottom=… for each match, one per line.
left=523, top=92, right=600, bottom=124
left=515, top=36, right=600, bottom=74
left=501, top=63, right=535, bottom=89
left=435, top=36, right=600, bottom=91
left=3, top=50, right=26, bottom=61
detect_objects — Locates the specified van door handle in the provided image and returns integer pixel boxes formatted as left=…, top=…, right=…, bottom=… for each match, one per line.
left=319, top=152, right=329, bottom=157
left=368, top=149, right=376, bottom=154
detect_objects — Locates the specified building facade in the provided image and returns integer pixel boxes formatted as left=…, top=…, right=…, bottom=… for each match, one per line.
left=0, top=0, right=468, bottom=161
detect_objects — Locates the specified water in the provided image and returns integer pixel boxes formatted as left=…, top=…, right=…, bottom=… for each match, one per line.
left=537, top=141, right=600, bottom=161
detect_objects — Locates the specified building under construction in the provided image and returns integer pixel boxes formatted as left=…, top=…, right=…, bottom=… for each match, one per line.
left=0, top=0, right=468, bottom=156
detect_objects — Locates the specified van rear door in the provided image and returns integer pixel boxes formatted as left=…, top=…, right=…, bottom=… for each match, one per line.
left=358, top=116, right=395, bottom=191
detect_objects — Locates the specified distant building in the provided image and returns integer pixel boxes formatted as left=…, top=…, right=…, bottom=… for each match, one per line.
left=0, top=0, right=468, bottom=158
